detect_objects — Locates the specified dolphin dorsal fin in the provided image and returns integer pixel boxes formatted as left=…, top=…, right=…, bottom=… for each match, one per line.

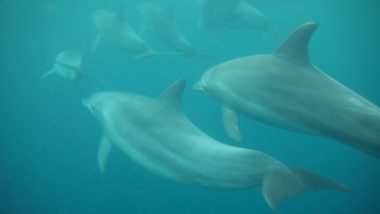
left=158, top=79, right=186, bottom=111
left=275, top=22, right=319, bottom=65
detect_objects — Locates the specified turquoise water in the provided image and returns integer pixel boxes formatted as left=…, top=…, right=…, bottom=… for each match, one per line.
left=1, top=0, right=379, bottom=213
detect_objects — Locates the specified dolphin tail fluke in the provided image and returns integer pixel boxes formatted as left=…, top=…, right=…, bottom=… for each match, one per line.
left=262, top=167, right=350, bottom=210
left=41, top=68, right=56, bottom=79
left=98, top=135, right=112, bottom=173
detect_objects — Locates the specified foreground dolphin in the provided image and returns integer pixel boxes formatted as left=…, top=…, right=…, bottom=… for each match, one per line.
left=200, top=0, right=271, bottom=37
left=41, top=50, right=104, bottom=83
left=83, top=80, right=348, bottom=209
left=137, top=2, right=199, bottom=57
left=92, top=8, right=155, bottom=58
left=194, top=22, right=380, bottom=158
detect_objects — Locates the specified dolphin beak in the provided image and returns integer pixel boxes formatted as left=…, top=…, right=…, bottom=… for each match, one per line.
left=193, top=82, right=204, bottom=91
left=82, top=98, right=94, bottom=114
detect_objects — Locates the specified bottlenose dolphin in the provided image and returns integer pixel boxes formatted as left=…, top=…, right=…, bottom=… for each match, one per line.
left=83, top=80, right=348, bottom=209
left=41, top=50, right=104, bottom=83
left=246, top=0, right=298, bottom=8
left=137, top=2, right=199, bottom=57
left=194, top=22, right=380, bottom=158
left=92, top=8, right=156, bottom=58
left=42, top=50, right=82, bottom=80
left=200, top=0, right=271, bottom=37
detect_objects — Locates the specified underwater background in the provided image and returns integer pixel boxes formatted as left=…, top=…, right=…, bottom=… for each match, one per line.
left=1, top=0, right=379, bottom=213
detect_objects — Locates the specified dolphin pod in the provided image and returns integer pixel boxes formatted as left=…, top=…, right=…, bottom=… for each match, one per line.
left=83, top=80, right=349, bottom=209
left=39, top=1, right=379, bottom=211
left=195, top=22, right=380, bottom=158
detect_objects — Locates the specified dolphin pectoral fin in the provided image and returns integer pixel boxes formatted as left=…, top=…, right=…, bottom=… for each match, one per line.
left=222, top=106, right=242, bottom=142
left=41, top=68, right=56, bottom=79
left=91, top=34, right=102, bottom=52
left=262, top=167, right=350, bottom=210
left=134, top=50, right=156, bottom=59
left=98, top=135, right=112, bottom=173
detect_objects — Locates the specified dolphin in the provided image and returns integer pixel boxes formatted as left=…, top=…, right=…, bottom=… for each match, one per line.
left=92, top=7, right=156, bottom=58
left=194, top=22, right=380, bottom=158
left=41, top=50, right=105, bottom=83
left=83, top=79, right=348, bottom=209
left=246, top=0, right=299, bottom=8
left=199, top=0, right=271, bottom=37
left=137, top=2, right=199, bottom=58
left=42, top=50, right=82, bottom=80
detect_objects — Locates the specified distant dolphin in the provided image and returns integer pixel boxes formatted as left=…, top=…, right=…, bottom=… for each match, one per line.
left=200, top=0, right=271, bottom=37
left=83, top=80, right=348, bottom=209
left=226, top=0, right=272, bottom=31
left=137, top=2, right=199, bottom=57
left=41, top=50, right=105, bottom=83
left=92, top=8, right=156, bottom=58
left=246, top=0, right=298, bottom=8
left=42, top=50, right=82, bottom=80
left=194, top=22, right=380, bottom=158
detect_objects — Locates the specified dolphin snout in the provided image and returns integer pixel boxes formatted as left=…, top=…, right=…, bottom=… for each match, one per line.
left=82, top=98, right=95, bottom=114
left=193, top=82, right=205, bottom=91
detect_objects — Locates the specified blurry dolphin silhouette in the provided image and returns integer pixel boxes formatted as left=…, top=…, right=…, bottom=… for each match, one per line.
left=194, top=22, right=380, bottom=158
left=137, top=2, right=199, bottom=57
left=246, top=0, right=299, bottom=8
left=83, top=79, right=348, bottom=209
left=41, top=50, right=104, bottom=83
left=92, top=7, right=156, bottom=58
left=199, top=0, right=271, bottom=38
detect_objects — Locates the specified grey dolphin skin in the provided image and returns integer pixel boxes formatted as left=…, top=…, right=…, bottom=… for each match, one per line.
left=246, top=0, right=298, bottom=8
left=83, top=80, right=348, bottom=209
left=42, top=50, right=82, bottom=80
left=194, top=22, right=380, bottom=158
left=92, top=7, right=155, bottom=58
left=42, top=50, right=105, bottom=83
left=138, top=2, right=199, bottom=57
left=200, top=0, right=271, bottom=37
